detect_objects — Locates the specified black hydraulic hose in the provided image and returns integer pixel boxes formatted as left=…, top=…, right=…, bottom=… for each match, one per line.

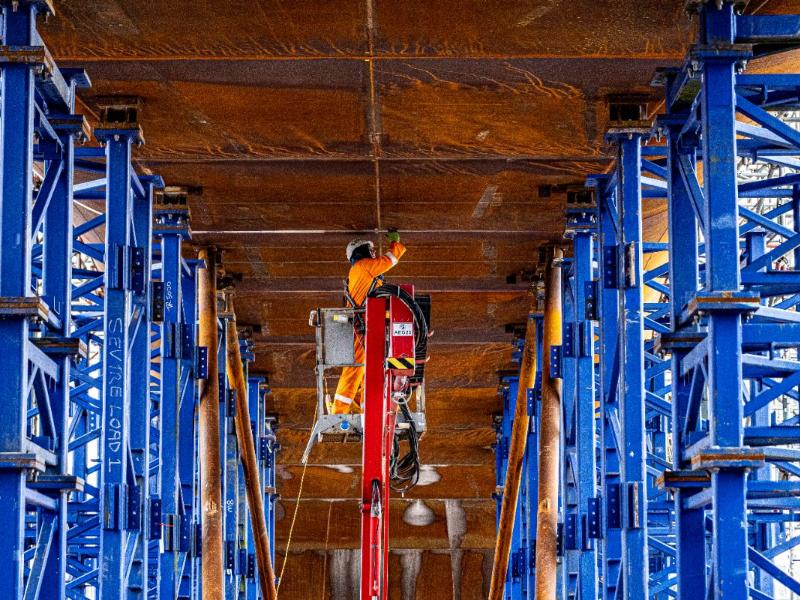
left=369, top=284, right=427, bottom=493
left=368, top=284, right=429, bottom=357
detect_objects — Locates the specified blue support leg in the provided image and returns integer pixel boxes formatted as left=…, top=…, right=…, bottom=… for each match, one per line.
left=0, top=2, right=40, bottom=595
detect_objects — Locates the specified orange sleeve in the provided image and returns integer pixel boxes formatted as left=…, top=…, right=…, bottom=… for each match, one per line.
left=363, top=241, right=406, bottom=278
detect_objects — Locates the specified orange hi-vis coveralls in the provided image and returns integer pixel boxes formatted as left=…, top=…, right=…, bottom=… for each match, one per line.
left=332, top=241, right=407, bottom=414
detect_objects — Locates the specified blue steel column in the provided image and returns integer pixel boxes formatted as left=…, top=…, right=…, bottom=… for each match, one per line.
left=95, top=124, right=139, bottom=597
left=560, top=269, right=577, bottom=599
left=700, top=5, right=749, bottom=599
left=593, top=177, right=622, bottom=600
left=156, top=200, right=191, bottom=598
left=219, top=311, right=241, bottom=598
left=0, top=2, right=38, bottom=595
left=566, top=210, right=598, bottom=600
left=179, top=260, right=200, bottom=600
left=264, top=405, right=278, bottom=569
left=613, top=133, right=649, bottom=599
left=129, top=176, right=159, bottom=597
left=40, top=72, right=90, bottom=597
left=661, top=119, right=706, bottom=599
left=248, top=374, right=264, bottom=599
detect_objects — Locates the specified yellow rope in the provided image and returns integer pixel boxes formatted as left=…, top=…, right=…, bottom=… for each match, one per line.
left=277, top=406, right=317, bottom=595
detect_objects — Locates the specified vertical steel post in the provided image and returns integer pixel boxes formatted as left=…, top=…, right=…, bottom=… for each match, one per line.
left=95, top=124, right=139, bottom=597
left=560, top=268, right=577, bottom=600
left=570, top=217, right=598, bottom=600
left=534, top=248, right=563, bottom=600
left=218, top=305, right=238, bottom=599
left=40, top=71, right=88, bottom=597
left=156, top=204, right=190, bottom=598
left=595, top=179, right=623, bottom=600
left=198, top=248, right=224, bottom=599
left=700, top=6, right=748, bottom=599
left=616, top=134, right=649, bottom=599
left=0, top=2, right=37, bottom=595
left=179, top=260, right=200, bottom=599
left=247, top=374, right=263, bottom=600
left=662, top=121, right=706, bottom=599
left=129, top=176, right=157, bottom=597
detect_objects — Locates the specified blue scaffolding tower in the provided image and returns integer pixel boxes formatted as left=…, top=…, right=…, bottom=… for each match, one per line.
left=495, top=2, right=800, bottom=599
left=0, top=2, right=278, bottom=597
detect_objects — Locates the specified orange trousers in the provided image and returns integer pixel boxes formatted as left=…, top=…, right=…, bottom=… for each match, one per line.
left=332, top=334, right=365, bottom=414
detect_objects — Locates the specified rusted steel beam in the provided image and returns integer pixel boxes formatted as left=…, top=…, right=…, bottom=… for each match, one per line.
left=534, top=247, right=563, bottom=600
left=197, top=247, right=224, bottom=599
left=487, top=299, right=540, bottom=600
left=224, top=295, right=279, bottom=600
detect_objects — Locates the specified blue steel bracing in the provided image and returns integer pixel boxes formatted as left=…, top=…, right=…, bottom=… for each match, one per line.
left=489, top=4, right=800, bottom=600
left=0, top=3, right=43, bottom=596
left=0, top=4, right=277, bottom=597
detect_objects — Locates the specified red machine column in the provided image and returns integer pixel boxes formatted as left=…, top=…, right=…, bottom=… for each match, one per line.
left=361, top=296, right=390, bottom=600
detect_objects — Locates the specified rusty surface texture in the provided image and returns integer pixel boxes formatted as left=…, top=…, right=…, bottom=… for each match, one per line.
left=37, top=1, right=755, bottom=596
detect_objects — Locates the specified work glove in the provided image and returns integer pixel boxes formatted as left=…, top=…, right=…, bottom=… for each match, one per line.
left=387, top=230, right=401, bottom=243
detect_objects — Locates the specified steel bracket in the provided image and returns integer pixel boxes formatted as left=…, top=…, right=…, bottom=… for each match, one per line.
left=193, top=523, right=203, bottom=558
left=163, top=514, right=181, bottom=551
left=195, top=346, right=208, bottom=379
left=563, top=323, right=575, bottom=358
left=180, top=323, right=194, bottom=360
left=0, top=452, right=46, bottom=472
left=151, top=281, right=165, bottom=323
left=607, top=484, right=621, bottom=529
left=564, top=513, right=577, bottom=550
left=579, top=321, right=594, bottom=358
left=587, top=496, right=602, bottom=539
left=511, top=549, right=524, bottom=581
left=107, top=243, right=128, bottom=291
left=624, top=482, right=642, bottom=530
left=584, top=279, right=599, bottom=321
left=623, top=242, right=638, bottom=289
left=526, top=387, right=538, bottom=419
left=259, top=435, right=270, bottom=460
left=149, top=498, right=162, bottom=540
left=238, top=549, right=248, bottom=575
left=225, top=540, right=236, bottom=570
left=226, top=389, right=237, bottom=418
left=658, top=469, right=711, bottom=490
left=603, top=245, right=620, bottom=289
left=690, top=447, right=765, bottom=471
left=130, top=245, right=146, bottom=296
left=127, top=484, right=142, bottom=532
left=102, top=483, right=126, bottom=530
left=247, top=553, right=256, bottom=580
left=550, top=345, right=563, bottom=379
left=179, top=514, right=191, bottom=553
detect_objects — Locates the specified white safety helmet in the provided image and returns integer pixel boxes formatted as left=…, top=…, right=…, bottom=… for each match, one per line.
left=346, top=239, right=374, bottom=262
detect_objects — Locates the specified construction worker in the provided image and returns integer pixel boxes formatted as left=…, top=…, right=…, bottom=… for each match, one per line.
left=329, top=231, right=406, bottom=414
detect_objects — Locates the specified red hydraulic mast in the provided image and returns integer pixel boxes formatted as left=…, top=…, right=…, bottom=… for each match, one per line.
left=360, top=288, right=416, bottom=600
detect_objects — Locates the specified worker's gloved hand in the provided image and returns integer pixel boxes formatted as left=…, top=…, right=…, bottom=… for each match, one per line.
left=387, top=230, right=401, bottom=243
